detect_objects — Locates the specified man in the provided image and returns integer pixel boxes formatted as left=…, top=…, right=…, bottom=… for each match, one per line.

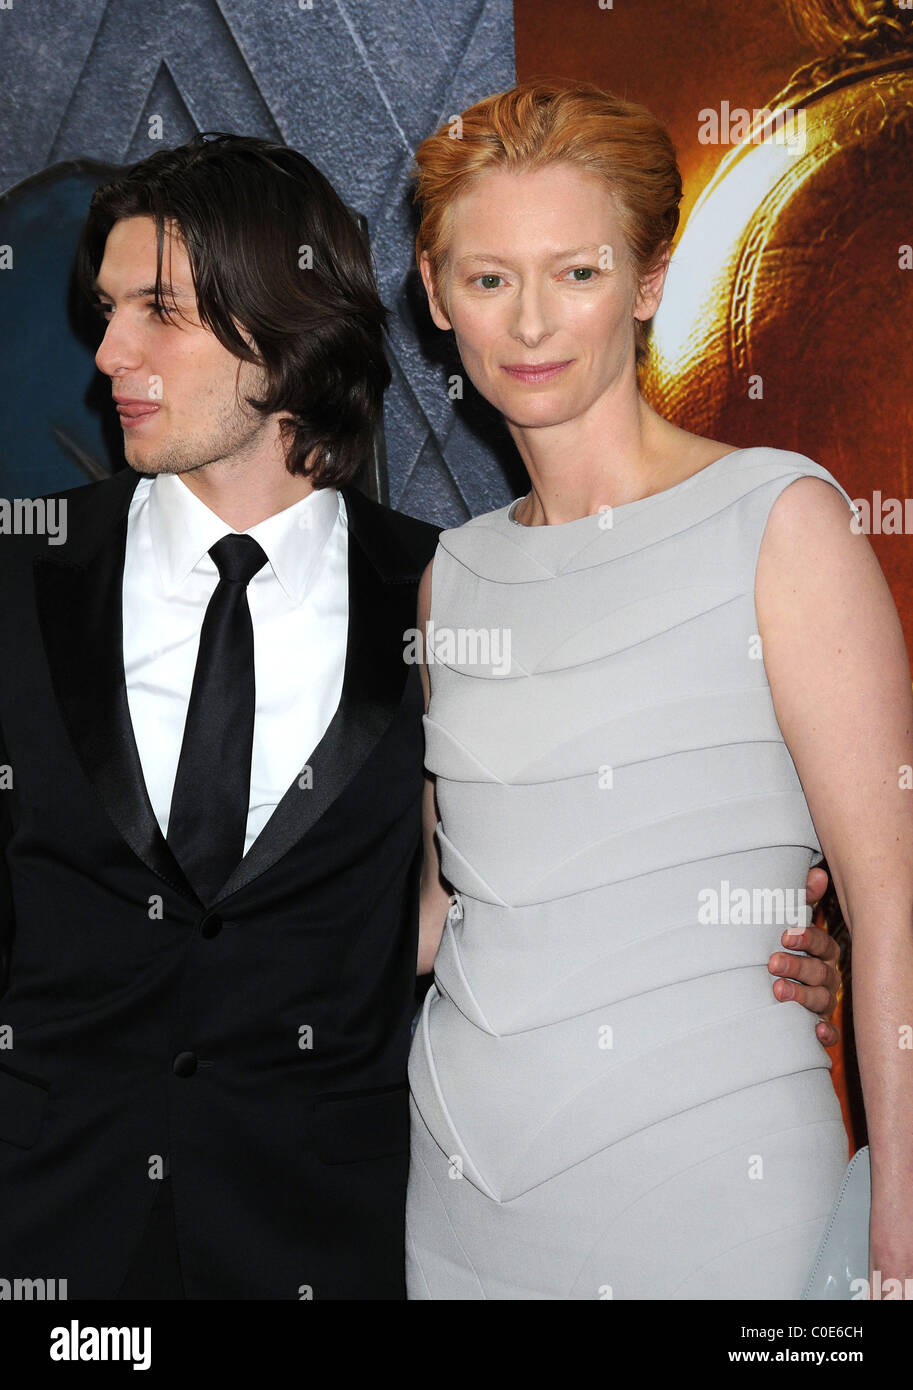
left=0, top=134, right=842, bottom=1299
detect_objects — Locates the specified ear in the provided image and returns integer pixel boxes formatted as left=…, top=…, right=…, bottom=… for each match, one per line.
left=634, top=246, right=671, bottom=323
left=419, top=251, right=453, bottom=332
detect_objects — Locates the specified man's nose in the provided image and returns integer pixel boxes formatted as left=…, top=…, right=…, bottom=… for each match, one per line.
left=95, top=313, right=142, bottom=378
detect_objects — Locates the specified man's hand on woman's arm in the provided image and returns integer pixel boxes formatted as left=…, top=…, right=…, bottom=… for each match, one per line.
left=767, top=863, right=841, bottom=1048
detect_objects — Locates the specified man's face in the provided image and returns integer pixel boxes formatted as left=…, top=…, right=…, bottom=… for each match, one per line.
left=93, top=215, right=272, bottom=476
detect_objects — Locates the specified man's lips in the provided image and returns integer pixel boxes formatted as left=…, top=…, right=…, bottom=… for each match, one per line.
left=501, top=361, right=572, bottom=383
left=115, top=398, right=160, bottom=427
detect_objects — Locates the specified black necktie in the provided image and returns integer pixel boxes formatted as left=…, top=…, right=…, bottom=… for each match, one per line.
left=166, top=533, right=268, bottom=902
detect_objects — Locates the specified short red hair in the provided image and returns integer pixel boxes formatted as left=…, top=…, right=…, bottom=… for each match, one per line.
left=410, top=77, right=683, bottom=368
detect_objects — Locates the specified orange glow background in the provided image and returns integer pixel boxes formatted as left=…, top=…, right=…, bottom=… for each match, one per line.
left=515, top=0, right=816, bottom=237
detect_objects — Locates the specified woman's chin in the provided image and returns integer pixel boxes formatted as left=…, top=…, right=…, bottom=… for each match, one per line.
left=500, top=401, right=582, bottom=431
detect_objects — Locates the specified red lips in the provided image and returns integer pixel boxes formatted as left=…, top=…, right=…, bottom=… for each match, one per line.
left=501, top=361, right=572, bottom=383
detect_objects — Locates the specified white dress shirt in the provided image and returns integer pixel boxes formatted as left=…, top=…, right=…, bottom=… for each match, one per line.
left=122, top=473, right=349, bottom=855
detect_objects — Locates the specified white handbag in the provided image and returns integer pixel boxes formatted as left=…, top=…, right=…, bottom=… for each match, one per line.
left=801, top=1145, right=871, bottom=1299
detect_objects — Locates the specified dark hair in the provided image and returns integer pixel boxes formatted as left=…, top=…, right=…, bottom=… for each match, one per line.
left=77, top=133, right=391, bottom=487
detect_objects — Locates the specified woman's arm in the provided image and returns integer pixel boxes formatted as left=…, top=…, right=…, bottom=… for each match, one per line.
left=756, top=475, right=913, bottom=1287
left=415, top=558, right=452, bottom=975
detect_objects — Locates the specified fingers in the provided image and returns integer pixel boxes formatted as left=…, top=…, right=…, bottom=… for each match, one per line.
left=770, top=921, right=843, bottom=1045
left=769, top=947, right=830, bottom=989
left=771, top=976, right=834, bottom=1015
left=804, top=865, right=829, bottom=906
left=815, top=1019, right=841, bottom=1048
left=769, top=936, right=840, bottom=1019
left=781, top=923, right=839, bottom=963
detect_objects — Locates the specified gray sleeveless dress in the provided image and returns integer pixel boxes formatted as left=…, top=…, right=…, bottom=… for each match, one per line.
left=406, top=447, right=857, bottom=1300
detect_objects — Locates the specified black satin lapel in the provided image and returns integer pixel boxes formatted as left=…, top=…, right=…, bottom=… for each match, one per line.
left=213, top=531, right=415, bottom=903
left=33, top=517, right=201, bottom=904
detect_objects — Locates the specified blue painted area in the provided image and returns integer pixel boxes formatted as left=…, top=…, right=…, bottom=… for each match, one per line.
left=0, top=165, right=120, bottom=498
left=0, top=0, right=518, bottom=525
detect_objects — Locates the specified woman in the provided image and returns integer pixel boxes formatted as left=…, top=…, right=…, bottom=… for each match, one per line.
left=405, top=78, right=913, bottom=1299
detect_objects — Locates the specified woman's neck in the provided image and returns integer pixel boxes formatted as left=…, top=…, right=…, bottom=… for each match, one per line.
left=509, top=393, right=678, bottom=527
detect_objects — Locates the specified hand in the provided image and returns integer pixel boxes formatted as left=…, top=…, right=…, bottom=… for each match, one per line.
left=767, top=866, right=841, bottom=1048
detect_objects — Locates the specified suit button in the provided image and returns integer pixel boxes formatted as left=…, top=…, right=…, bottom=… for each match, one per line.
left=200, top=911, right=223, bottom=939
left=172, top=1051, right=197, bottom=1078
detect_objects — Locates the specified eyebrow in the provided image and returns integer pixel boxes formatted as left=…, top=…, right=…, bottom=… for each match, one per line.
left=92, top=279, right=193, bottom=301
left=456, top=245, right=605, bottom=266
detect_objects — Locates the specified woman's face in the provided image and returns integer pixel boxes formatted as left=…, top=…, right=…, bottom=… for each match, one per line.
left=421, top=162, right=666, bottom=431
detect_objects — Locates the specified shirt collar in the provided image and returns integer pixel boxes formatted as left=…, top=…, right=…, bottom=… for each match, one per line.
left=148, top=473, right=342, bottom=604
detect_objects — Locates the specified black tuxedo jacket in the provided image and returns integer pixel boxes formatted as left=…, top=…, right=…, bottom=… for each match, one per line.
left=0, top=467, right=440, bottom=1299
